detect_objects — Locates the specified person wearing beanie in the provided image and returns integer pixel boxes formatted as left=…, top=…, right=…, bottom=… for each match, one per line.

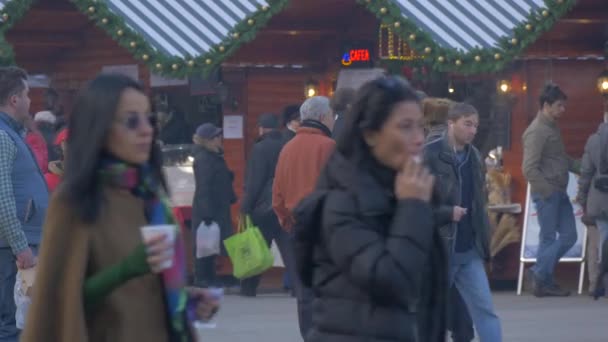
left=34, top=110, right=59, bottom=161
left=281, top=104, right=301, bottom=142
left=44, top=128, right=68, bottom=192
left=240, top=113, right=298, bottom=297
left=191, top=122, right=237, bottom=288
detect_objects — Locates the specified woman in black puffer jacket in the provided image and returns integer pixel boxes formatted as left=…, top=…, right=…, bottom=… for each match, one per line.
left=294, top=76, right=447, bottom=342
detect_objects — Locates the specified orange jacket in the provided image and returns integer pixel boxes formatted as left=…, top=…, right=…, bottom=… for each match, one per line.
left=272, top=126, right=335, bottom=231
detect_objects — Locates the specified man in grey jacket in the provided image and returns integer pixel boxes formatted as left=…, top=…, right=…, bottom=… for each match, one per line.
left=577, top=114, right=608, bottom=296
left=522, top=83, right=579, bottom=297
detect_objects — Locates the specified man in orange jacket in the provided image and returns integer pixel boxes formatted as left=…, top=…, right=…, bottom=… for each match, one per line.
left=272, top=96, right=335, bottom=338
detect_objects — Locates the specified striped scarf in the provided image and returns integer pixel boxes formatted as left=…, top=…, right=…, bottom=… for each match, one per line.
left=99, top=157, right=194, bottom=341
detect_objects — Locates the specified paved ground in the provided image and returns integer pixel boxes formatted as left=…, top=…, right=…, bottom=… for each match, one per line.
left=202, top=291, right=608, bottom=342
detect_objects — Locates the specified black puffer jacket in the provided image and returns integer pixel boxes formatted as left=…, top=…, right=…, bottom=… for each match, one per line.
left=294, top=152, right=447, bottom=342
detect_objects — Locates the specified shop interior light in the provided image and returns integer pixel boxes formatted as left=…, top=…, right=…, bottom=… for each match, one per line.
left=305, top=79, right=319, bottom=98
left=498, top=79, right=511, bottom=93
left=597, top=70, right=608, bottom=97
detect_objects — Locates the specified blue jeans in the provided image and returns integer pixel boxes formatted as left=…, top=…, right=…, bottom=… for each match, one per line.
left=531, top=191, right=577, bottom=285
left=0, top=246, right=37, bottom=341
left=450, top=249, right=502, bottom=342
left=283, top=270, right=291, bottom=289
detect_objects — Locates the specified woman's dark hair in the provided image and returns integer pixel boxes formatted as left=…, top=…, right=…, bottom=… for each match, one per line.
left=62, top=73, right=165, bottom=223
left=539, top=83, right=567, bottom=108
left=336, top=76, right=421, bottom=162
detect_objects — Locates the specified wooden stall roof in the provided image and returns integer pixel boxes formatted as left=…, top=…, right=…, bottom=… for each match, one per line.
left=0, top=0, right=576, bottom=77
left=523, top=0, right=608, bottom=58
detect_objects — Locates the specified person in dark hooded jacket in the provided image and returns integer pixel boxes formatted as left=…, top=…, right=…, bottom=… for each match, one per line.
left=294, top=76, right=446, bottom=342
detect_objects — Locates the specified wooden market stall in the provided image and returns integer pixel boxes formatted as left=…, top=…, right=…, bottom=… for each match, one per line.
left=500, top=0, right=608, bottom=284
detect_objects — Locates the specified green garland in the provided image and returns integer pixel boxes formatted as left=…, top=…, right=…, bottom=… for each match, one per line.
left=0, top=0, right=576, bottom=77
left=356, top=0, right=576, bottom=75
left=70, top=0, right=290, bottom=78
left=0, top=0, right=35, bottom=66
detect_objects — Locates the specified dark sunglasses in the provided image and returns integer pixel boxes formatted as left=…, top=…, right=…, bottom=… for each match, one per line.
left=116, top=113, right=157, bottom=131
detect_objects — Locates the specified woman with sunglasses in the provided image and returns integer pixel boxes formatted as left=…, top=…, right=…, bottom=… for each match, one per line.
left=294, top=76, right=446, bottom=341
left=22, top=74, right=218, bottom=342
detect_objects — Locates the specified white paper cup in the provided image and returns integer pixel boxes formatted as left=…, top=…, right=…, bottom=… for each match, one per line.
left=140, top=224, right=176, bottom=270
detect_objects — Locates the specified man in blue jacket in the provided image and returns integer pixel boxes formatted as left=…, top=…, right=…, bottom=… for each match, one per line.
left=0, top=67, right=48, bottom=342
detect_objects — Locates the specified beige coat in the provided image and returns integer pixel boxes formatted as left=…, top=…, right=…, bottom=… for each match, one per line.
left=21, top=187, right=170, bottom=342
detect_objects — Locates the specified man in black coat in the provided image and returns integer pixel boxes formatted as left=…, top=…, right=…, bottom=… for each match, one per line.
left=240, top=113, right=299, bottom=297
left=424, top=102, right=474, bottom=342
left=424, top=103, right=502, bottom=341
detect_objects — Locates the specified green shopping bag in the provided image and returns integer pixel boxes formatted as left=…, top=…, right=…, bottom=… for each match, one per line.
left=223, top=215, right=274, bottom=279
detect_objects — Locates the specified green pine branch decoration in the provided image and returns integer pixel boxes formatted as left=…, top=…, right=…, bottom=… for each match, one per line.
left=0, top=0, right=35, bottom=66
left=70, top=0, right=289, bottom=78
left=356, top=0, right=576, bottom=75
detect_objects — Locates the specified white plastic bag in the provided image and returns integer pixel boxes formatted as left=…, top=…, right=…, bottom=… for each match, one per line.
left=14, top=270, right=34, bottom=329
left=196, top=221, right=220, bottom=258
left=271, top=241, right=284, bottom=267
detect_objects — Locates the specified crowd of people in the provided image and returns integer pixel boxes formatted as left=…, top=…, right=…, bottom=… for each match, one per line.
left=0, top=63, right=605, bottom=342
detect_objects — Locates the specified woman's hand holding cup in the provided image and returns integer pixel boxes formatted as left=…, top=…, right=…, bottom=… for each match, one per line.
left=140, top=225, right=176, bottom=273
